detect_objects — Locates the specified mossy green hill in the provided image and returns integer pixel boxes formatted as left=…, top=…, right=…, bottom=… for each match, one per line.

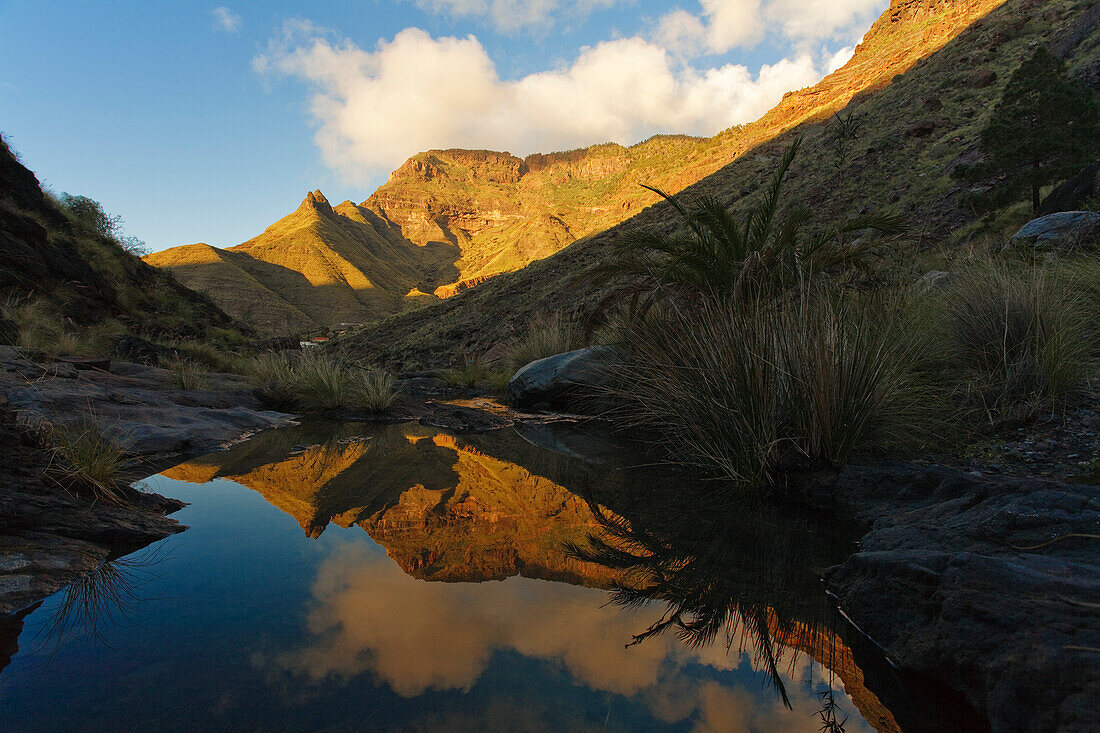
left=148, top=0, right=1019, bottom=337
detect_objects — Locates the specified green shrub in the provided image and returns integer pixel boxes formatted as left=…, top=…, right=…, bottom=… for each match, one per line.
left=47, top=420, right=136, bottom=505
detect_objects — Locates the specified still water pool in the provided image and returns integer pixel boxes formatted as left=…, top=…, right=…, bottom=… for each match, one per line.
left=0, top=420, right=903, bottom=731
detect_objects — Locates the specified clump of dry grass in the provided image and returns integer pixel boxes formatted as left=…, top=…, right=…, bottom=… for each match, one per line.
left=47, top=420, right=136, bottom=505
left=506, top=314, right=584, bottom=373
left=613, top=289, right=923, bottom=491
left=161, top=357, right=209, bottom=390
left=246, top=350, right=397, bottom=413
left=349, top=369, right=397, bottom=414
left=930, top=262, right=1097, bottom=419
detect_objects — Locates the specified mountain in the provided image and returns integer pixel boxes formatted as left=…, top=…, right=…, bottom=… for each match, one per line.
left=0, top=136, right=237, bottom=342
left=337, top=0, right=1100, bottom=370
left=148, top=0, right=1023, bottom=337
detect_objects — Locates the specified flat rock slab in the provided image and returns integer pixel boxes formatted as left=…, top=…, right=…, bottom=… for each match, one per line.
left=1, top=358, right=294, bottom=455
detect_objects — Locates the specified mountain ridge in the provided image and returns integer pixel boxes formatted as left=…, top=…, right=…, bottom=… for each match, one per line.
left=148, top=0, right=1017, bottom=336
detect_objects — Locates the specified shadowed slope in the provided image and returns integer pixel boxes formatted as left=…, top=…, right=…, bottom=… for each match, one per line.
left=149, top=0, right=1022, bottom=337
left=339, top=0, right=1099, bottom=369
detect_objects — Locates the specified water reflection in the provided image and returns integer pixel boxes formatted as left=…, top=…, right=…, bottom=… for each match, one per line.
left=269, top=542, right=868, bottom=732
left=32, top=546, right=165, bottom=649
left=161, top=421, right=900, bottom=730
left=163, top=421, right=618, bottom=586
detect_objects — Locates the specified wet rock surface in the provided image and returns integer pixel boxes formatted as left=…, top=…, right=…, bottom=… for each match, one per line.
left=811, top=463, right=1099, bottom=733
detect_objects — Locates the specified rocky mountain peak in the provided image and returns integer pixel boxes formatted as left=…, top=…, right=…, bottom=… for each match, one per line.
left=297, top=189, right=334, bottom=217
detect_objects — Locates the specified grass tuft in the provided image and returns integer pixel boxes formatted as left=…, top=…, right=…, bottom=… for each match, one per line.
left=47, top=420, right=136, bottom=505
left=349, top=369, right=397, bottom=414
left=506, top=314, right=584, bottom=373
left=162, top=357, right=209, bottom=390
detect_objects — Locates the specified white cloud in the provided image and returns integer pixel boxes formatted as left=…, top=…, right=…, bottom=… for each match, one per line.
left=411, top=0, right=623, bottom=33
left=255, top=23, right=823, bottom=180
left=211, top=6, right=242, bottom=33
left=653, top=0, right=886, bottom=56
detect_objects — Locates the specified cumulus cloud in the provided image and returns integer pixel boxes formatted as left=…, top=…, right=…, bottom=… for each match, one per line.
left=410, top=0, right=624, bottom=33
left=255, top=23, right=822, bottom=180
left=653, top=0, right=886, bottom=56
left=211, top=6, right=242, bottom=33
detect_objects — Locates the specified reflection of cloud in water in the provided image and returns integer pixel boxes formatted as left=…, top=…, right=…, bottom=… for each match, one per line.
left=276, top=545, right=868, bottom=732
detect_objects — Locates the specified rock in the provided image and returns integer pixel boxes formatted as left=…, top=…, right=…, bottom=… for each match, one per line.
left=1039, top=161, right=1100, bottom=216
left=810, top=463, right=1100, bottom=733
left=56, top=356, right=111, bottom=372
left=109, top=336, right=173, bottom=366
left=418, top=403, right=514, bottom=433
left=0, top=359, right=294, bottom=456
left=965, top=69, right=997, bottom=88
left=506, top=347, right=619, bottom=413
left=1008, top=211, right=1100, bottom=252
left=906, top=119, right=937, bottom=138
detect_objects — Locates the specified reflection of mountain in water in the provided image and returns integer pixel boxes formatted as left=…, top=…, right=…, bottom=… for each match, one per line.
left=162, top=422, right=619, bottom=586
left=161, top=421, right=919, bottom=730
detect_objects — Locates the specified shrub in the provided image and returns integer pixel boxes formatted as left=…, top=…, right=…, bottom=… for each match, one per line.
left=613, top=289, right=921, bottom=491
left=47, top=420, right=136, bottom=505
left=506, top=314, right=584, bottom=373
left=162, top=357, right=209, bottom=390
left=349, top=369, right=397, bottom=414
left=937, top=263, right=1096, bottom=412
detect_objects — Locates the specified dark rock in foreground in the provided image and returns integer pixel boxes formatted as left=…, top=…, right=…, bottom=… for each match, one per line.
left=506, top=347, right=618, bottom=413
left=0, top=346, right=294, bottom=454
left=810, top=464, right=1099, bottom=733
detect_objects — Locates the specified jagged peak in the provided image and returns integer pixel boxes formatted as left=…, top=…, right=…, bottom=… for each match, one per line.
left=297, top=189, right=334, bottom=216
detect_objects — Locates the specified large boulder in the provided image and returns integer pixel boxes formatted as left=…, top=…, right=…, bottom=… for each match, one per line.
left=1008, top=211, right=1100, bottom=252
left=506, top=346, right=619, bottom=413
left=1039, top=161, right=1099, bottom=215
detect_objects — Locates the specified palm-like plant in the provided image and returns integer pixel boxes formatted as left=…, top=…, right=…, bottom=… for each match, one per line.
left=587, top=137, right=906, bottom=319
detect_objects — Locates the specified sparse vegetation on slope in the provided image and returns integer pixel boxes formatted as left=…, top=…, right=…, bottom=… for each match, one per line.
left=336, top=0, right=1097, bottom=371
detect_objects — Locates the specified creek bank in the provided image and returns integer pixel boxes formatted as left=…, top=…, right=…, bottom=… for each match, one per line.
left=795, top=463, right=1098, bottom=733
left=0, top=346, right=297, bottom=615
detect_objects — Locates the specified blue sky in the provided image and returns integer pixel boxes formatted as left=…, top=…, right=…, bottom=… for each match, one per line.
left=0, top=1, right=884, bottom=252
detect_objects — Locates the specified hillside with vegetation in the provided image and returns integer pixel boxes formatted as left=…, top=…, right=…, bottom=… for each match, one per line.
left=337, top=0, right=1099, bottom=370
left=147, top=0, right=1010, bottom=337
left=0, top=135, right=242, bottom=351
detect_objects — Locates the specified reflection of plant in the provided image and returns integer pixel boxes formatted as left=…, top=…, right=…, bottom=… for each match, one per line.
left=817, top=682, right=848, bottom=732
left=567, top=483, right=859, bottom=710
left=36, top=546, right=166, bottom=649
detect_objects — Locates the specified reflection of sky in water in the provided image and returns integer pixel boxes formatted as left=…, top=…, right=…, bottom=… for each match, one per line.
left=0, top=466, right=875, bottom=732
